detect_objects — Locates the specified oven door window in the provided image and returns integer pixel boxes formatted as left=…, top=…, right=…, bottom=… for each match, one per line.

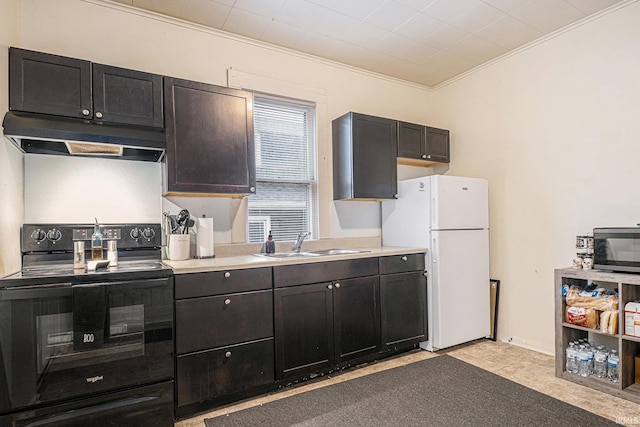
left=36, top=304, right=145, bottom=375
left=0, top=277, right=173, bottom=411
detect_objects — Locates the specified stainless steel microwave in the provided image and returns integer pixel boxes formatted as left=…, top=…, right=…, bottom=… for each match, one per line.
left=593, top=228, right=640, bottom=273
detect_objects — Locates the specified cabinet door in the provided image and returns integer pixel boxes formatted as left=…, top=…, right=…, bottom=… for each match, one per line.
left=332, top=112, right=397, bottom=200
left=274, top=282, right=334, bottom=379
left=352, top=113, right=398, bottom=199
left=9, top=47, right=92, bottom=119
left=425, top=126, right=450, bottom=163
left=92, top=64, right=163, bottom=128
left=397, top=121, right=426, bottom=159
left=164, top=77, right=256, bottom=195
left=333, top=276, right=381, bottom=363
left=380, top=271, right=427, bottom=349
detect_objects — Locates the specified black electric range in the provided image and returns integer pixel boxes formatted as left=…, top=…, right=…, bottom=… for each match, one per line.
left=0, top=223, right=175, bottom=427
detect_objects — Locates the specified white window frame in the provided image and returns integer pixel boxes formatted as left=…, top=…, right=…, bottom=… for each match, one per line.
left=247, top=94, right=318, bottom=244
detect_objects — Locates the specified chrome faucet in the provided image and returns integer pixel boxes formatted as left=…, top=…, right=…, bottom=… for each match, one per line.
left=292, top=232, right=310, bottom=252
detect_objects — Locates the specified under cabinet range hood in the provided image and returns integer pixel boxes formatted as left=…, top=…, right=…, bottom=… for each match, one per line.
left=2, top=111, right=166, bottom=162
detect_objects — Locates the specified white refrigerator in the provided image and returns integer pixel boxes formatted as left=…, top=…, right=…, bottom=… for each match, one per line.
left=381, top=175, right=490, bottom=351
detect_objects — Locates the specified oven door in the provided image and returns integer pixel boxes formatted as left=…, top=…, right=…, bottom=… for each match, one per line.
left=0, top=277, right=173, bottom=412
left=594, top=228, right=640, bottom=272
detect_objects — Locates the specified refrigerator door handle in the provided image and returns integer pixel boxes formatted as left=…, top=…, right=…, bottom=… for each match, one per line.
left=432, top=197, right=437, bottom=227
left=432, top=237, right=437, bottom=263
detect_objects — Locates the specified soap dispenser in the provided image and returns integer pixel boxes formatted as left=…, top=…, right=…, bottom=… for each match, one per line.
left=265, top=231, right=275, bottom=254
left=91, top=218, right=104, bottom=260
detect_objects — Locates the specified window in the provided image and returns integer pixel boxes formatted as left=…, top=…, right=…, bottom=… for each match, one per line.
left=247, top=95, right=317, bottom=244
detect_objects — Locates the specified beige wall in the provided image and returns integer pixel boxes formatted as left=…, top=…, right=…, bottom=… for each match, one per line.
left=18, top=0, right=435, bottom=243
left=432, top=2, right=640, bottom=353
left=0, top=0, right=23, bottom=276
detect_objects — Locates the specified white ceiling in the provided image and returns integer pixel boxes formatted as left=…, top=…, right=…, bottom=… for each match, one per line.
left=110, top=0, right=624, bottom=87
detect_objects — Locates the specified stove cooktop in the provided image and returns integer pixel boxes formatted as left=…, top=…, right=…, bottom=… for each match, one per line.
left=1, top=260, right=173, bottom=287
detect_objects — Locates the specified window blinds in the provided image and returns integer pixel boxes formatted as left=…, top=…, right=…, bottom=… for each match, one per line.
left=248, top=96, right=317, bottom=243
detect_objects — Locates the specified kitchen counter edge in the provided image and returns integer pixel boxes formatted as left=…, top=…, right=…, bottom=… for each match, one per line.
left=165, top=246, right=427, bottom=274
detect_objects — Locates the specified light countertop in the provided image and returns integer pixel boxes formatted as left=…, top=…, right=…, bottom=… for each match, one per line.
left=164, top=246, right=426, bottom=274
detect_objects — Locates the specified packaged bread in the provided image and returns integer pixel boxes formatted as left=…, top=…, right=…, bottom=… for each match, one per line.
left=566, top=306, right=598, bottom=328
left=566, top=286, right=618, bottom=311
left=600, top=310, right=619, bottom=335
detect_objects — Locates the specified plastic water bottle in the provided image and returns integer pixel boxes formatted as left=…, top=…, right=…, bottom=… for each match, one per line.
left=593, top=345, right=608, bottom=378
left=607, top=350, right=619, bottom=382
left=577, top=345, right=592, bottom=377
left=565, top=342, right=578, bottom=374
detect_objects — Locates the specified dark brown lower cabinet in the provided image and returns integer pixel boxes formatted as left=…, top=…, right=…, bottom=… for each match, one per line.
left=274, top=282, right=334, bottom=380
left=173, top=254, right=426, bottom=417
left=379, top=254, right=427, bottom=351
left=274, top=272, right=381, bottom=380
left=174, top=269, right=274, bottom=419
left=176, top=338, right=274, bottom=408
left=334, top=276, right=381, bottom=362
left=380, top=271, right=427, bottom=349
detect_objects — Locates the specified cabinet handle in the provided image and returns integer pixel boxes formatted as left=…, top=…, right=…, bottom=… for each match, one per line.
left=224, top=271, right=231, bottom=278
left=224, top=298, right=231, bottom=305
left=327, top=284, right=333, bottom=289
left=335, top=282, right=340, bottom=288
left=225, top=351, right=232, bottom=358
left=427, top=155, right=431, bottom=159
left=401, top=256, right=408, bottom=261
left=421, top=154, right=427, bottom=159
left=95, top=111, right=103, bottom=119
left=81, top=109, right=90, bottom=116
left=250, top=187, right=256, bottom=193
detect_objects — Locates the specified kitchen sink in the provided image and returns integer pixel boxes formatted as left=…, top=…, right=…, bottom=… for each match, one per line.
left=254, top=251, right=321, bottom=259
left=253, top=249, right=370, bottom=259
left=308, top=249, right=370, bottom=255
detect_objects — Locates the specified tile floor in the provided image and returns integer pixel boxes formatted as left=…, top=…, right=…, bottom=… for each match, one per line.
left=176, top=340, right=639, bottom=427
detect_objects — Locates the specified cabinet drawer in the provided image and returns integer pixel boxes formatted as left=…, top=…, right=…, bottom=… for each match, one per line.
left=176, top=338, right=274, bottom=408
left=274, top=257, right=378, bottom=288
left=379, top=253, right=425, bottom=274
left=175, top=267, right=272, bottom=299
left=176, top=290, right=273, bottom=354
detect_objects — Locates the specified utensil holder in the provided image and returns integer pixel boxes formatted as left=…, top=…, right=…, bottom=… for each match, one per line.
left=168, top=234, right=190, bottom=260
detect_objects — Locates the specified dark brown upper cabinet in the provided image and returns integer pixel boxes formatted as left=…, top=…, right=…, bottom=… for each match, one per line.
left=163, top=77, right=256, bottom=196
left=332, top=112, right=397, bottom=200
left=9, top=47, right=163, bottom=128
left=92, top=64, right=163, bottom=128
left=9, top=48, right=92, bottom=119
left=397, top=121, right=450, bottom=165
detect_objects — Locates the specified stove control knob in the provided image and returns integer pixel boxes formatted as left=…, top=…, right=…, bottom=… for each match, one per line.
left=31, top=229, right=46, bottom=243
left=142, top=228, right=155, bottom=240
left=130, top=228, right=142, bottom=240
left=47, top=228, right=62, bottom=242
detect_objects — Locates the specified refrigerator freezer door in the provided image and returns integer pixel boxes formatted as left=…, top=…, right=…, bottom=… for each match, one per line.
left=431, top=175, right=488, bottom=230
left=431, top=228, right=490, bottom=350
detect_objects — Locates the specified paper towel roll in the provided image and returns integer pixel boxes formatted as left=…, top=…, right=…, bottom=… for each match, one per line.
left=196, top=217, right=215, bottom=259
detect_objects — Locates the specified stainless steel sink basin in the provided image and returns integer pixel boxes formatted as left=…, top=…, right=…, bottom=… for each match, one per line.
left=253, top=251, right=321, bottom=259
left=253, top=249, right=370, bottom=259
left=308, top=249, right=370, bottom=256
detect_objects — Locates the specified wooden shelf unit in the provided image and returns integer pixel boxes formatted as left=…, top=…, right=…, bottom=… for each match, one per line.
left=555, top=268, right=640, bottom=404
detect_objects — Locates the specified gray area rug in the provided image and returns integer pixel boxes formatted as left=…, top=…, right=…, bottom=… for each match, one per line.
left=205, top=354, right=620, bottom=426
